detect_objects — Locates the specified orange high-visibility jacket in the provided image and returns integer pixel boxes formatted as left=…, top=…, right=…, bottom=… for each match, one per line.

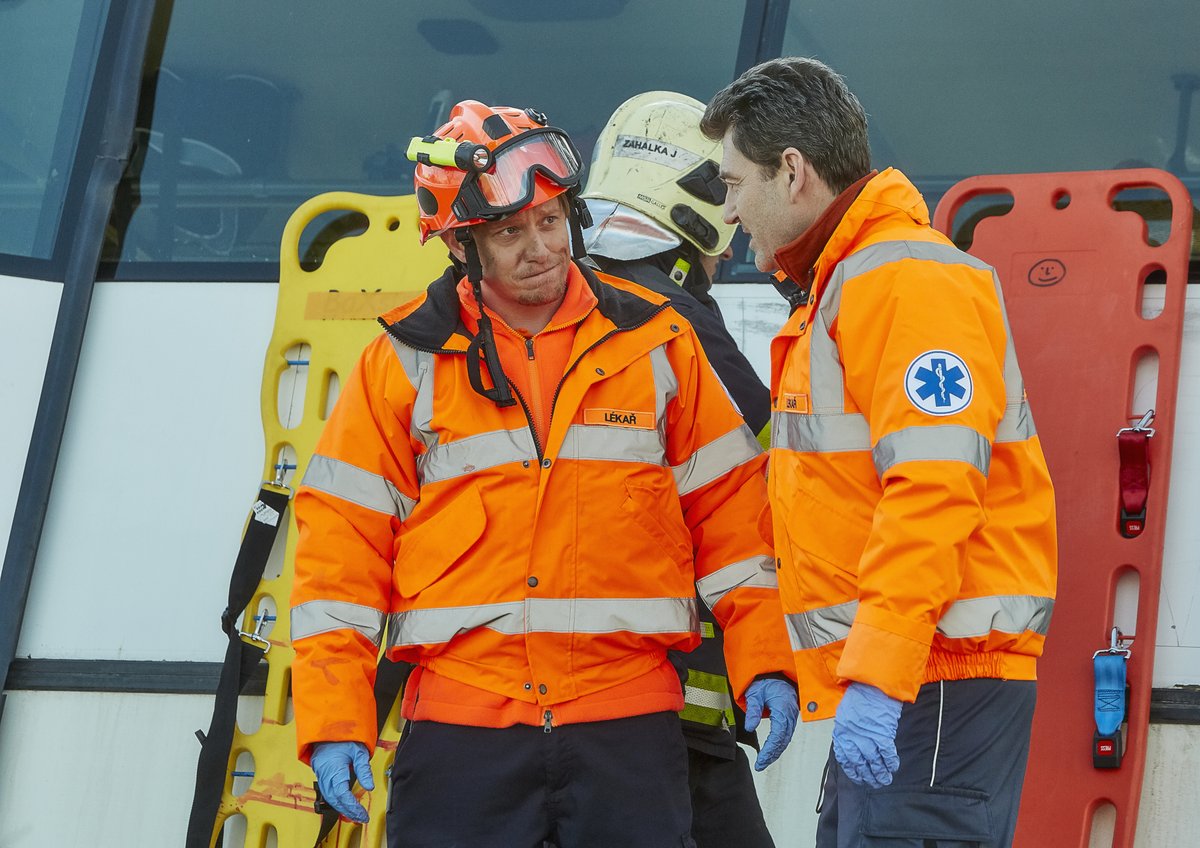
left=290, top=263, right=793, bottom=757
left=769, top=168, right=1057, bottom=721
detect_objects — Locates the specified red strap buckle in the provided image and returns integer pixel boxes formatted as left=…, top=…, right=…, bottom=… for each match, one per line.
left=1117, top=411, right=1155, bottom=538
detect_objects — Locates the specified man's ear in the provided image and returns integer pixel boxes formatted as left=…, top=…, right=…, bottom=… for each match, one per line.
left=781, top=148, right=807, bottom=201
left=440, top=230, right=467, bottom=263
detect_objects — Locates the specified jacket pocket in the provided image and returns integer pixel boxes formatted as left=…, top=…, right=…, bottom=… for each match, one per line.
left=621, top=479, right=693, bottom=565
left=394, top=485, right=487, bottom=597
left=862, top=786, right=992, bottom=845
left=779, top=485, right=867, bottom=582
left=777, top=486, right=865, bottom=687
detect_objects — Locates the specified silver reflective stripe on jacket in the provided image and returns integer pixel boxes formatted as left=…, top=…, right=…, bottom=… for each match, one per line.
left=785, top=595, right=1055, bottom=652
left=560, top=424, right=665, bottom=465
left=395, top=341, right=688, bottom=485
left=873, top=425, right=991, bottom=478
left=418, top=427, right=538, bottom=486
left=649, top=334, right=762, bottom=497
left=673, top=425, right=761, bottom=496
left=292, top=599, right=387, bottom=645
left=390, top=337, right=540, bottom=486
left=772, top=410, right=870, bottom=454
left=304, top=454, right=415, bottom=520
left=772, top=239, right=1037, bottom=469
left=387, top=596, right=698, bottom=648
left=695, top=555, right=778, bottom=611
left=650, top=344, right=679, bottom=436
left=545, top=343, right=681, bottom=469
left=387, top=336, right=439, bottom=453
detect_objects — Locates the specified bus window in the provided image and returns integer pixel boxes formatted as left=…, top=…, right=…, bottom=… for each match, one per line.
left=99, top=0, right=749, bottom=281
left=0, top=0, right=111, bottom=266
left=719, top=1, right=1200, bottom=281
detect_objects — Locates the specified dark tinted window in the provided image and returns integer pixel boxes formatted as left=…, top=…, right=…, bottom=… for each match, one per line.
left=722, top=1, right=1200, bottom=280
left=0, top=0, right=110, bottom=262
left=100, top=0, right=749, bottom=280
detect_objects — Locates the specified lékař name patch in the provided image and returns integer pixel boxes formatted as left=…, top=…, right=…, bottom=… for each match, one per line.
left=584, top=408, right=654, bottom=429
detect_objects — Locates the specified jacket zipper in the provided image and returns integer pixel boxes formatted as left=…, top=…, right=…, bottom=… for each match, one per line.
left=506, top=378, right=543, bottom=458
left=543, top=709, right=554, bottom=734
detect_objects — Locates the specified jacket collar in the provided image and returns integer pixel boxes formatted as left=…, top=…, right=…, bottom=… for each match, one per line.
left=774, top=170, right=875, bottom=285
left=378, top=265, right=469, bottom=352
left=379, top=260, right=665, bottom=352
left=777, top=168, right=932, bottom=295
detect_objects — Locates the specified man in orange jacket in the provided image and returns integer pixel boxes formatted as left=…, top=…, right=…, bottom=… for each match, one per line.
left=289, top=100, right=798, bottom=847
left=702, top=59, right=1058, bottom=848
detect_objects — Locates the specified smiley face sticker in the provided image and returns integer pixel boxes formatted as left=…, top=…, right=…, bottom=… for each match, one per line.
left=1028, top=258, right=1066, bottom=287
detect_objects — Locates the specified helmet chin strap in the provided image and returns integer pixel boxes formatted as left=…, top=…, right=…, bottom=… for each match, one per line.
left=569, top=194, right=593, bottom=261
left=456, top=228, right=517, bottom=408
left=457, top=192, right=589, bottom=409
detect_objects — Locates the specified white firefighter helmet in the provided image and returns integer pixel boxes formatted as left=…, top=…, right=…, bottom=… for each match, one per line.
left=583, top=91, right=735, bottom=257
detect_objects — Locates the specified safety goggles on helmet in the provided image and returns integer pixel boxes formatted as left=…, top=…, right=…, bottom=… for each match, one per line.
left=451, top=127, right=584, bottom=223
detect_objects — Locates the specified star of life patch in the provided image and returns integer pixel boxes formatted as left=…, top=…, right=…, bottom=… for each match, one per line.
left=904, top=350, right=973, bottom=416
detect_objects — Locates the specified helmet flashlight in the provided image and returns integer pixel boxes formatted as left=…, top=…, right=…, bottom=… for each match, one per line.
left=406, top=136, right=492, bottom=173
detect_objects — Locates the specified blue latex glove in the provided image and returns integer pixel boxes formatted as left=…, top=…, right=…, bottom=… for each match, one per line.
left=832, top=682, right=903, bottom=788
left=744, top=678, right=799, bottom=771
left=311, top=741, right=375, bottom=823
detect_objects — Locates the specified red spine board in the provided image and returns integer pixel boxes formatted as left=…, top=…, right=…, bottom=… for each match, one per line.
left=933, top=169, right=1193, bottom=848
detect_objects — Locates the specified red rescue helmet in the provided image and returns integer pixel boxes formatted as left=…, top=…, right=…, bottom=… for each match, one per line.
left=408, top=100, right=585, bottom=244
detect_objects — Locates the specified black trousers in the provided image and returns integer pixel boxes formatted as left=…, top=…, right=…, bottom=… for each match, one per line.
left=816, top=678, right=1037, bottom=848
left=386, top=711, right=695, bottom=848
left=688, top=744, right=775, bottom=848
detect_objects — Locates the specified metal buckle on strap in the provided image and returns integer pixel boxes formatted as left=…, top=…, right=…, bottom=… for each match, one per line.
left=1116, top=409, right=1156, bottom=438
left=1093, top=626, right=1133, bottom=659
left=264, top=461, right=296, bottom=493
left=239, top=611, right=274, bottom=654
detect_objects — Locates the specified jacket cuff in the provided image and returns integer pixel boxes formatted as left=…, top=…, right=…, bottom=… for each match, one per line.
left=836, top=608, right=931, bottom=702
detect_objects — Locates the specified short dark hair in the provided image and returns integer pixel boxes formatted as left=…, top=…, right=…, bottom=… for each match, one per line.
left=701, top=57, right=871, bottom=193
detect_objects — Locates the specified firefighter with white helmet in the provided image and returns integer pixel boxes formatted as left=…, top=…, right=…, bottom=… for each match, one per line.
left=583, top=91, right=769, bottom=433
left=583, top=91, right=779, bottom=848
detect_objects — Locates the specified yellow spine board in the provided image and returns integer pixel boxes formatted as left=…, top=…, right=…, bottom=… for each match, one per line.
left=215, top=193, right=451, bottom=847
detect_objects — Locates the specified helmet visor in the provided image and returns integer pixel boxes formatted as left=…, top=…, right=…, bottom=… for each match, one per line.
left=456, top=128, right=583, bottom=220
